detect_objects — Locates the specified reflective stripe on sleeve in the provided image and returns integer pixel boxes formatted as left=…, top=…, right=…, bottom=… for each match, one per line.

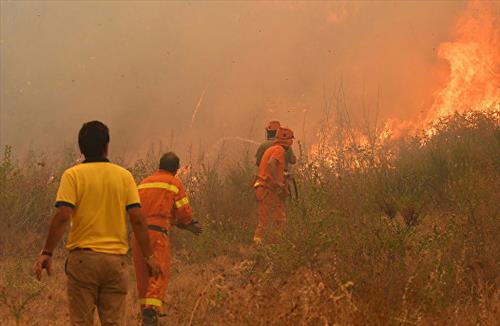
left=138, top=298, right=162, bottom=307
left=175, top=197, right=189, bottom=209
left=253, top=181, right=262, bottom=188
left=138, top=182, right=179, bottom=194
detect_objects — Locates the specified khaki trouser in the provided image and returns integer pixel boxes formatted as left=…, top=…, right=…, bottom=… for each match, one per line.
left=66, top=250, right=128, bottom=326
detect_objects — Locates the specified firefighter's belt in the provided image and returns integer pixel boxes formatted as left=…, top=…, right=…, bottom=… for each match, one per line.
left=147, top=225, right=169, bottom=236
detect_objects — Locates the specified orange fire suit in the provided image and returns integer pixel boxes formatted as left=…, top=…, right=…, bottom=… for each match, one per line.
left=131, top=170, right=193, bottom=311
left=253, top=144, right=288, bottom=242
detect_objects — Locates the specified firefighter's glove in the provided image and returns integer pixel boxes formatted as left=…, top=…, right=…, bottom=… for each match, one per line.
left=177, top=220, right=202, bottom=236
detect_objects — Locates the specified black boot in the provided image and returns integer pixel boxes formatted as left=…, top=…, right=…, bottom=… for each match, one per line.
left=142, top=307, right=158, bottom=326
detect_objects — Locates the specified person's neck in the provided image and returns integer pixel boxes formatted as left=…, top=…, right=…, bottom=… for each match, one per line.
left=158, top=169, right=176, bottom=176
left=83, top=156, right=109, bottom=163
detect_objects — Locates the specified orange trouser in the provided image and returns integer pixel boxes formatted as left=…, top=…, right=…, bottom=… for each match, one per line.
left=254, top=187, right=286, bottom=240
left=131, top=229, right=171, bottom=310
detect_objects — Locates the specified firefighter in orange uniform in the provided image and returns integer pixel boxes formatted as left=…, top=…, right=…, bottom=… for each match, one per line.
left=132, top=152, right=201, bottom=326
left=255, top=120, right=296, bottom=167
left=253, top=126, right=294, bottom=244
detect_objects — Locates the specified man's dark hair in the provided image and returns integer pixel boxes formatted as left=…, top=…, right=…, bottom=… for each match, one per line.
left=266, top=130, right=277, bottom=140
left=78, top=121, right=110, bottom=157
left=159, top=152, right=180, bottom=173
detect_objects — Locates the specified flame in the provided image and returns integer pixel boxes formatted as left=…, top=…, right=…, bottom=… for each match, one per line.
left=389, top=1, right=500, bottom=134
left=309, top=0, right=499, bottom=168
left=426, top=0, right=500, bottom=124
left=380, top=118, right=417, bottom=140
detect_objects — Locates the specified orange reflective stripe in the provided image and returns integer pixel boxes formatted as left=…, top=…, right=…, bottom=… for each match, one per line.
left=175, top=197, right=189, bottom=209
left=138, top=182, right=179, bottom=194
left=138, top=298, right=162, bottom=307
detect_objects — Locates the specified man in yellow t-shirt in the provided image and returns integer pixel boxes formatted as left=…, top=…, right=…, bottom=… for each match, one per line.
left=35, top=121, right=161, bottom=326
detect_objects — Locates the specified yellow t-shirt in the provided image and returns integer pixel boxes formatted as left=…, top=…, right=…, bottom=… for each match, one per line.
left=55, top=161, right=140, bottom=254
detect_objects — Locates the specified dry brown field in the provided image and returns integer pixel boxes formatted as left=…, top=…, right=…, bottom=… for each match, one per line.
left=1, top=112, right=499, bottom=325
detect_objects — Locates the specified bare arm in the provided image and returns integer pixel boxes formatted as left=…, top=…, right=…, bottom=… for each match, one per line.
left=42, top=206, right=72, bottom=252
left=35, top=206, right=72, bottom=280
left=127, top=207, right=154, bottom=258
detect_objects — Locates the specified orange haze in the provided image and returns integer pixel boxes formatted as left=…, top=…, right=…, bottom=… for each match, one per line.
left=3, top=1, right=491, bottom=161
left=426, top=0, right=499, bottom=124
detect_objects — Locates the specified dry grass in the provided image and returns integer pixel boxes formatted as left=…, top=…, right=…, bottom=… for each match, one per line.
left=0, top=111, right=499, bottom=325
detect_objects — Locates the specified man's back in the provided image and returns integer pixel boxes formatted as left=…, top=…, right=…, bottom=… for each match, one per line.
left=56, top=161, right=140, bottom=254
left=256, top=144, right=286, bottom=187
left=35, top=120, right=159, bottom=326
left=138, top=170, right=192, bottom=230
left=255, top=140, right=296, bottom=167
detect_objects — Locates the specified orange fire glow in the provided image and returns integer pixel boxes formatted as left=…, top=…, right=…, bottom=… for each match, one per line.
left=425, top=0, right=500, bottom=124
left=310, top=0, right=499, bottom=166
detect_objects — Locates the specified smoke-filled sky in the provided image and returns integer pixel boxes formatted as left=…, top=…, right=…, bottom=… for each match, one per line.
left=0, top=1, right=469, bottom=159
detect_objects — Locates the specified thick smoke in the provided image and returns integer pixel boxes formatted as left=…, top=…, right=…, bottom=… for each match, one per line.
left=0, top=1, right=469, bottom=160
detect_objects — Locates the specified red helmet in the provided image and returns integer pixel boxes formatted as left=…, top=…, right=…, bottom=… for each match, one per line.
left=266, top=120, right=281, bottom=132
left=276, top=126, right=294, bottom=140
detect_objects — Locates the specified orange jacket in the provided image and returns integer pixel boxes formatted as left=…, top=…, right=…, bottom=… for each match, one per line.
left=254, top=144, right=286, bottom=189
left=138, top=170, right=193, bottom=230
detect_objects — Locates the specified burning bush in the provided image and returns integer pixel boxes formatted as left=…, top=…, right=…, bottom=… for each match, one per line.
left=0, top=111, right=498, bottom=325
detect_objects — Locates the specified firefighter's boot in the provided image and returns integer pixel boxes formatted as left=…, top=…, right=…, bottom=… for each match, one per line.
left=142, top=307, right=158, bottom=326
